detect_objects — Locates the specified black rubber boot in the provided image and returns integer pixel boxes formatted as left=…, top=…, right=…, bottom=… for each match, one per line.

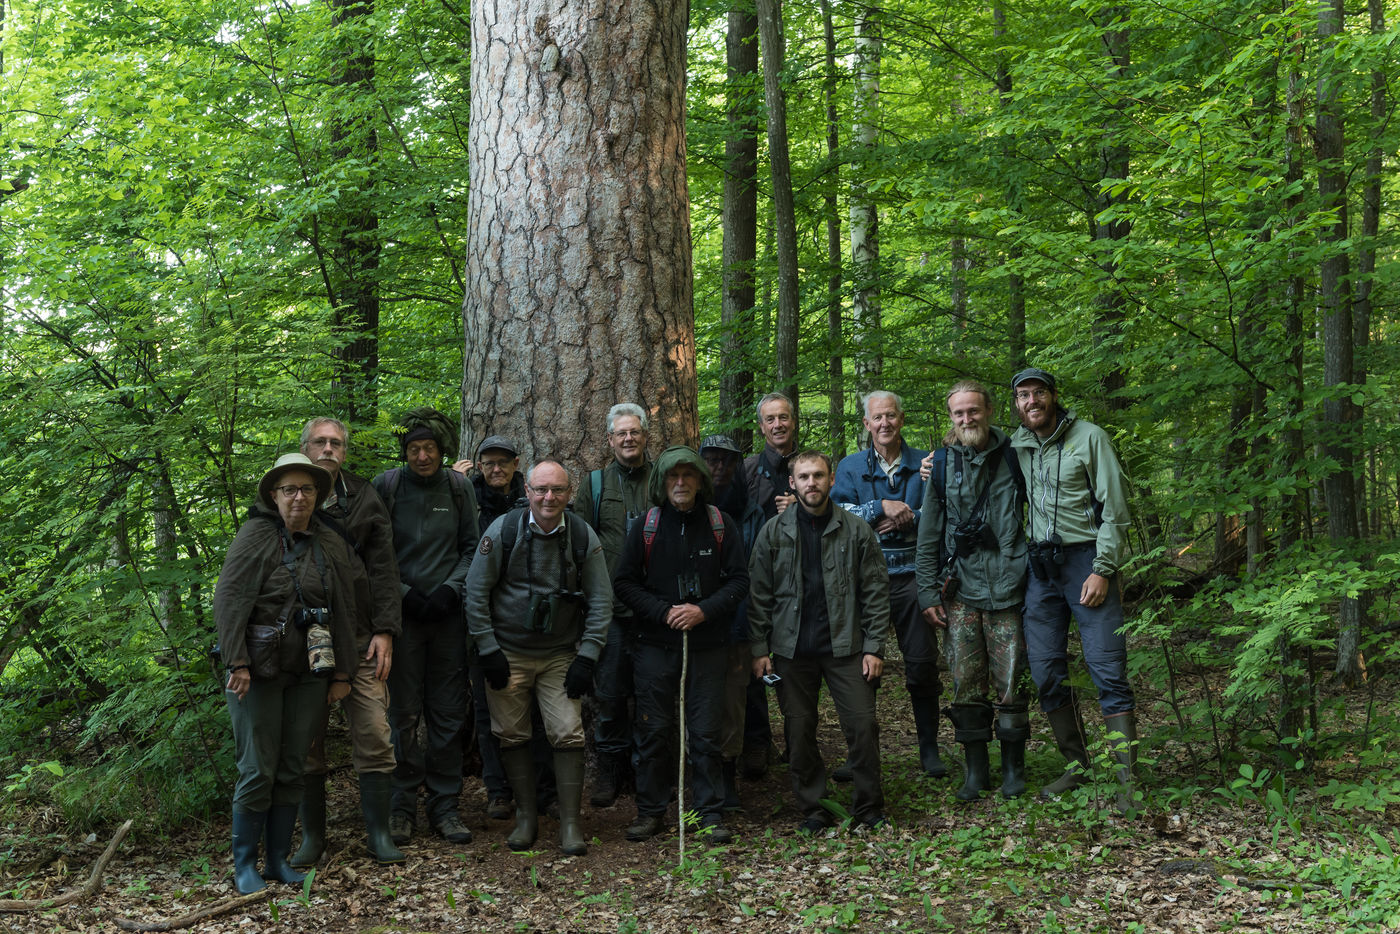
left=996, top=707, right=1031, bottom=799
left=555, top=748, right=587, bottom=856
left=231, top=810, right=267, bottom=895
left=289, top=775, right=326, bottom=869
left=263, top=804, right=307, bottom=885
left=359, top=772, right=406, bottom=864
left=721, top=758, right=741, bottom=811
left=911, top=696, right=949, bottom=778
left=1039, top=702, right=1090, bottom=798
left=948, top=703, right=994, bottom=801
left=500, top=745, right=538, bottom=852
left=1104, top=710, right=1138, bottom=816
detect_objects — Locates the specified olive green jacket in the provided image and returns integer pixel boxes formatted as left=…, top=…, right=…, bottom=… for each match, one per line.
left=1010, top=411, right=1132, bottom=578
left=915, top=427, right=1027, bottom=612
left=747, top=504, right=890, bottom=660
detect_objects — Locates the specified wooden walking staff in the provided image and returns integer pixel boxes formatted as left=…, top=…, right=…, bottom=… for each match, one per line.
left=677, top=629, right=688, bottom=866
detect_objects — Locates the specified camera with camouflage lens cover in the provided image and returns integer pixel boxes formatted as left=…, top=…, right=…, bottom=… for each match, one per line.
left=294, top=607, right=336, bottom=676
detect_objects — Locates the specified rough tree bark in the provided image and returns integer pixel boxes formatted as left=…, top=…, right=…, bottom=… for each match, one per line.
left=1316, top=0, right=1363, bottom=682
left=328, top=0, right=381, bottom=421
left=821, top=0, right=845, bottom=456
left=721, top=4, right=759, bottom=452
left=461, top=0, right=698, bottom=466
left=850, top=4, right=881, bottom=388
left=757, top=0, right=801, bottom=409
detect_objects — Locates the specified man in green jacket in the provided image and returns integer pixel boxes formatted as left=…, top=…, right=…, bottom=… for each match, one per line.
left=1010, top=368, right=1137, bottom=813
left=749, top=451, right=891, bottom=833
left=572, top=402, right=653, bottom=807
left=915, top=381, right=1031, bottom=802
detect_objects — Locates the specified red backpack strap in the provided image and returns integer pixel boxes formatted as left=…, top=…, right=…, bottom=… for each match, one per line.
left=642, top=506, right=662, bottom=570
left=706, top=504, right=725, bottom=550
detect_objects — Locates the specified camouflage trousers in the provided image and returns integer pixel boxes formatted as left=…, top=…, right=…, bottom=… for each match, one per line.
left=943, top=601, right=1030, bottom=708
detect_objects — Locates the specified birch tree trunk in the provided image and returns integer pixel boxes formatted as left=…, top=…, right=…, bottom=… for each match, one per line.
left=850, top=5, right=881, bottom=388
left=821, top=0, right=845, bottom=456
left=461, top=0, right=697, bottom=466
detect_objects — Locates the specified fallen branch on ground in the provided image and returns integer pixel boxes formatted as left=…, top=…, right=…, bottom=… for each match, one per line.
left=113, top=890, right=273, bottom=932
left=0, top=819, right=133, bottom=913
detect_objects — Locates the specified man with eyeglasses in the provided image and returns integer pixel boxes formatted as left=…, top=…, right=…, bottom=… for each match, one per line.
left=833, top=391, right=946, bottom=780
left=455, top=436, right=557, bottom=823
left=572, top=403, right=653, bottom=807
left=289, top=418, right=404, bottom=867
left=371, top=409, right=481, bottom=847
left=1009, top=368, right=1137, bottom=814
left=465, top=461, right=612, bottom=856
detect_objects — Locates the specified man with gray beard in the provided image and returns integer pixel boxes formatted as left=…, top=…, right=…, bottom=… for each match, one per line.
left=915, top=380, right=1032, bottom=801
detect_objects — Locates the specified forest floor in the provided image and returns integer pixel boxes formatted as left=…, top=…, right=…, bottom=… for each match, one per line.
left=2, top=662, right=1397, bottom=934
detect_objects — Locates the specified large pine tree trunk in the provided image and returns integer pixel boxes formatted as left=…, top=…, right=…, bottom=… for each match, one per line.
left=461, top=0, right=698, bottom=465
left=721, top=5, right=759, bottom=452
left=757, top=0, right=800, bottom=409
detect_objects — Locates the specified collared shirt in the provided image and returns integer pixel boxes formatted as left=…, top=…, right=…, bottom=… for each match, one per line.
left=874, top=449, right=900, bottom=484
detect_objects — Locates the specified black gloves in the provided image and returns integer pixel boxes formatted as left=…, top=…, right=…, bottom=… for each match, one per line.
left=402, top=587, right=430, bottom=620
left=480, top=650, right=511, bottom=690
left=425, top=584, right=459, bottom=620
left=564, top=655, right=596, bottom=699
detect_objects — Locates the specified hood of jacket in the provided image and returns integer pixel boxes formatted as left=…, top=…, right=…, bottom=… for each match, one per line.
left=648, top=445, right=714, bottom=507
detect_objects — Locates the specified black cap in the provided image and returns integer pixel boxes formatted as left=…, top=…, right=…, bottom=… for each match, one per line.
left=699, top=433, right=742, bottom=456
left=1011, top=367, right=1057, bottom=394
left=476, top=435, right=518, bottom=458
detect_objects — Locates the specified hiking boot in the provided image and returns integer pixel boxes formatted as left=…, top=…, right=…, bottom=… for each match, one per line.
left=700, top=817, right=734, bottom=844
left=389, top=813, right=413, bottom=846
left=487, top=796, right=513, bottom=821
left=434, top=812, right=473, bottom=845
left=625, top=815, right=664, bottom=841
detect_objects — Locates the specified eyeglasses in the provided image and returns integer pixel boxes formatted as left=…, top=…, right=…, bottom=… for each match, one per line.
left=1015, top=388, right=1052, bottom=402
left=609, top=429, right=644, bottom=439
left=310, top=437, right=345, bottom=448
left=528, top=485, right=570, bottom=498
left=479, top=458, right=514, bottom=471
left=277, top=484, right=318, bottom=499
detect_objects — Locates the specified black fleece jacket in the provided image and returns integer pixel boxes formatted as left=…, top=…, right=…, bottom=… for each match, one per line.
left=612, top=501, right=749, bottom=650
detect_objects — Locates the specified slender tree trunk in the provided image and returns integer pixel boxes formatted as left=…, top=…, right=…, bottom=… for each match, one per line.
left=1093, top=5, right=1130, bottom=410
left=461, top=0, right=697, bottom=465
left=1354, top=0, right=1385, bottom=539
left=1316, top=0, right=1363, bottom=682
left=821, top=0, right=845, bottom=456
left=850, top=4, right=881, bottom=388
left=757, top=0, right=800, bottom=410
left=994, top=0, right=1025, bottom=371
left=950, top=236, right=968, bottom=354
left=721, top=5, right=759, bottom=452
left=329, top=0, right=381, bottom=421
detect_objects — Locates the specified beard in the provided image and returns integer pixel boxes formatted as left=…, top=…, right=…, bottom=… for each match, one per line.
left=953, top=423, right=990, bottom=450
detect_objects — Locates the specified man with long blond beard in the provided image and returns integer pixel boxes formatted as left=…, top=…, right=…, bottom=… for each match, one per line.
left=915, top=381, right=1031, bottom=801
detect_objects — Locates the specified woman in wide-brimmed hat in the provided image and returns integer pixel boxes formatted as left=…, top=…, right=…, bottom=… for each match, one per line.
left=213, top=453, right=363, bottom=894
